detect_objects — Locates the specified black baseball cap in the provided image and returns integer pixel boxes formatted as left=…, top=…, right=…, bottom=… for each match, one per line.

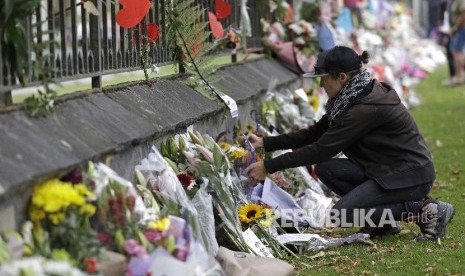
left=303, top=46, right=363, bottom=78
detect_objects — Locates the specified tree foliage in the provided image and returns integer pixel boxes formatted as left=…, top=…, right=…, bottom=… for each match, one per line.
left=166, top=0, right=227, bottom=104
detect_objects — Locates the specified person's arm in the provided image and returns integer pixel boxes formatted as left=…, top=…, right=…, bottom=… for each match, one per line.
left=263, top=105, right=378, bottom=173
left=263, top=114, right=330, bottom=152
left=451, top=5, right=465, bottom=35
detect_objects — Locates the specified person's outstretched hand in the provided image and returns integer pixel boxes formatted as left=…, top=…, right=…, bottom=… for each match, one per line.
left=247, top=133, right=264, bottom=149
left=245, top=161, right=267, bottom=183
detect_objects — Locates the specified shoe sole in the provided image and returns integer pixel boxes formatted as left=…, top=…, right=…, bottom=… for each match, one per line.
left=436, top=202, right=455, bottom=238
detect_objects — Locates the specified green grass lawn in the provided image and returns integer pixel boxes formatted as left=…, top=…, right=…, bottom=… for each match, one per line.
left=292, top=65, right=465, bottom=275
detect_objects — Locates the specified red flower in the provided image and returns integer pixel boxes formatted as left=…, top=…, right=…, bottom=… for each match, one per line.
left=61, top=170, right=83, bottom=184
left=84, top=258, right=97, bottom=273
left=132, top=23, right=160, bottom=45
left=97, top=232, right=112, bottom=245
left=108, top=198, right=125, bottom=227
left=177, top=173, right=193, bottom=190
left=146, top=23, right=160, bottom=43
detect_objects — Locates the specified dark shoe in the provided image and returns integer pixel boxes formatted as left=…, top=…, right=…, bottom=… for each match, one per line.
left=360, top=222, right=401, bottom=237
left=416, top=199, right=455, bottom=241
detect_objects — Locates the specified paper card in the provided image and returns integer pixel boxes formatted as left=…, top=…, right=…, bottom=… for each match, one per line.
left=242, top=228, right=274, bottom=258
left=276, top=233, right=327, bottom=245
left=219, top=94, right=239, bottom=118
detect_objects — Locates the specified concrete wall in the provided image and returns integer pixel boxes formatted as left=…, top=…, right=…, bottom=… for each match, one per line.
left=0, top=57, right=299, bottom=230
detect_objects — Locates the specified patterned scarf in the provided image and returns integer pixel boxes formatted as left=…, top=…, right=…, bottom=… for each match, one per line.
left=326, top=70, right=372, bottom=122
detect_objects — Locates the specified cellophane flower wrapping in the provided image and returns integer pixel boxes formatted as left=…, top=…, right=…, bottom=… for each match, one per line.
left=85, top=163, right=157, bottom=256
left=127, top=216, right=223, bottom=276
left=135, top=145, right=219, bottom=256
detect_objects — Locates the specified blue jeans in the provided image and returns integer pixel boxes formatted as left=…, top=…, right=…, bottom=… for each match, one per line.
left=315, top=159, right=432, bottom=227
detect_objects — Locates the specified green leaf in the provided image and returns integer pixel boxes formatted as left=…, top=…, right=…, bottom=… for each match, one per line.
left=213, top=142, right=223, bottom=170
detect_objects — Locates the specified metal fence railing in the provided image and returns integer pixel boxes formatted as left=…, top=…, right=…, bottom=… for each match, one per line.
left=0, top=0, right=265, bottom=106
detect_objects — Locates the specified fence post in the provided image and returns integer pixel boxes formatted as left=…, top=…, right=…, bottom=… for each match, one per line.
left=231, top=49, right=237, bottom=63
left=0, top=91, right=13, bottom=107
left=90, top=0, right=102, bottom=88
left=179, top=62, right=186, bottom=74
left=0, top=29, right=13, bottom=107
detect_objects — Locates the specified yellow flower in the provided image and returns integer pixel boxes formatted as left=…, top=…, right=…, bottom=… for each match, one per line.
left=75, top=184, right=95, bottom=199
left=49, top=212, right=65, bottom=225
left=43, top=200, right=64, bottom=213
left=311, top=94, right=319, bottom=111
left=238, top=204, right=263, bottom=224
left=31, top=178, right=90, bottom=220
left=260, top=208, right=274, bottom=228
left=229, top=147, right=248, bottom=161
left=260, top=219, right=272, bottom=228
left=245, top=124, right=255, bottom=134
left=263, top=208, right=274, bottom=219
left=219, top=141, right=231, bottom=151
left=80, top=204, right=96, bottom=216
left=29, top=207, right=45, bottom=222
left=148, top=217, right=170, bottom=232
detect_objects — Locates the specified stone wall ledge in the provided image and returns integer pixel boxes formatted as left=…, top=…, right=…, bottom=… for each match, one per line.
left=0, top=57, right=298, bottom=229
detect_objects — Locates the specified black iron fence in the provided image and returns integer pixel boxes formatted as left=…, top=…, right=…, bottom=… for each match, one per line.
left=0, top=0, right=265, bottom=106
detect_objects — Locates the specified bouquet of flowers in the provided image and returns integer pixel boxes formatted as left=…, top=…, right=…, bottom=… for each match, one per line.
left=237, top=203, right=296, bottom=259
left=27, top=177, right=100, bottom=272
left=84, top=163, right=157, bottom=257
left=126, top=215, right=223, bottom=276
left=287, top=20, right=319, bottom=56
left=159, top=131, right=252, bottom=252
left=135, top=143, right=218, bottom=256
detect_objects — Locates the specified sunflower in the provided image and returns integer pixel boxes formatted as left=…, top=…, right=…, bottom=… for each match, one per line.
left=245, top=124, right=256, bottom=134
left=238, top=203, right=263, bottom=224
left=218, top=141, right=231, bottom=151
left=229, top=147, right=248, bottom=161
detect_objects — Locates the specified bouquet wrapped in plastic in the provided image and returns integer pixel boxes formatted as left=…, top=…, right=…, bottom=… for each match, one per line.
left=135, top=144, right=219, bottom=256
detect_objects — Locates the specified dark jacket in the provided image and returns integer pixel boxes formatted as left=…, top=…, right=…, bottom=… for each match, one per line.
left=263, top=80, right=434, bottom=189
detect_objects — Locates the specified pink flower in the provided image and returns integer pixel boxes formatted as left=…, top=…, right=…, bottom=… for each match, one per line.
left=173, top=246, right=189, bottom=261
left=183, top=151, right=200, bottom=168
left=124, top=239, right=147, bottom=258
left=144, top=231, right=164, bottom=243
left=271, top=172, right=291, bottom=189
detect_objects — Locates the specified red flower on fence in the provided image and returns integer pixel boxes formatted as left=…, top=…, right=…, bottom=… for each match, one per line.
left=132, top=23, right=160, bottom=44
